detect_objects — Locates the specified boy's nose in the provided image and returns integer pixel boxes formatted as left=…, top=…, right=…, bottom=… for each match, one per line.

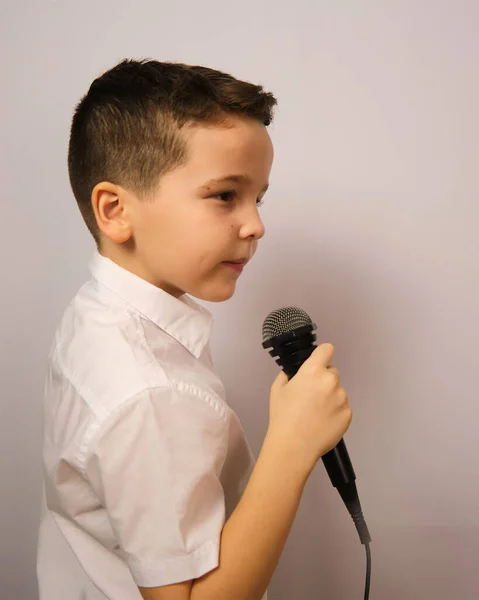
left=238, top=206, right=266, bottom=241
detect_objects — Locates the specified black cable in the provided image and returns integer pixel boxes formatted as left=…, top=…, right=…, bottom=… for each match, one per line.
left=340, top=489, right=371, bottom=599
left=364, top=542, right=371, bottom=600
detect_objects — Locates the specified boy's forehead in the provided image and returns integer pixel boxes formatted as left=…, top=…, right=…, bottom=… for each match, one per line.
left=187, top=116, right=271, bottom=149
left=184, top=117, right=274, bottom=174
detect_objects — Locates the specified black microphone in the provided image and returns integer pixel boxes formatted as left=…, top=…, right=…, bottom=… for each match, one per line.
left=262, top=306, right=371, bottom=545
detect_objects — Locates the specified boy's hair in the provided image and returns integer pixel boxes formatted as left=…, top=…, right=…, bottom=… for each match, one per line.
left=67, top=59, right=277, bottom=244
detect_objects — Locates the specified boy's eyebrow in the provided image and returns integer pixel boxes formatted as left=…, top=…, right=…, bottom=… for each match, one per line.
left=199, top=174, right=269, bottom=193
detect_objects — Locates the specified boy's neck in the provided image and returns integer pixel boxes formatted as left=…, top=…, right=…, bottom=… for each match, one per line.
left=98, top=242, right=183, bottom=298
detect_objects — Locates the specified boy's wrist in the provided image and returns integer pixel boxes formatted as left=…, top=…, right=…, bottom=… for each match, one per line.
left=262, top=426, right=314, bottom=487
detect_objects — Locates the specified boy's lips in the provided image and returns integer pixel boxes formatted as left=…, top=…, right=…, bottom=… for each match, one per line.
left=222, top=258, right=249, bottom=272
left=228, top=257, right=249, bottom=264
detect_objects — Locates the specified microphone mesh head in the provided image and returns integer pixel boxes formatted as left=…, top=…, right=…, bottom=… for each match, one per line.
left=262, top=306, right=313, bottom=342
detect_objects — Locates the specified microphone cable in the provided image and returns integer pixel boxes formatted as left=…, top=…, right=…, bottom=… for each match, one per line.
left=364, top=541, right=371, bottom=600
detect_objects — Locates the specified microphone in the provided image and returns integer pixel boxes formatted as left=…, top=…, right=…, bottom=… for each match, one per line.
left=262, top=306, right=371, bottom=545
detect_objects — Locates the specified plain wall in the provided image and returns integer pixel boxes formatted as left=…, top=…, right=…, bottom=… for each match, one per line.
left=1, top=1, right=478, bottom=598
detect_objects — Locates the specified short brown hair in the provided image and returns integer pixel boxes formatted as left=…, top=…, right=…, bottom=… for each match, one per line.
left=67, top=59, right=277, bottom=243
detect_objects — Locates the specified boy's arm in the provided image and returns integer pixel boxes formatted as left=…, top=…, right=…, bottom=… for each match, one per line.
left=139, top=428, right=308, bottom=600
left=136, top=343, right=351, bottom=600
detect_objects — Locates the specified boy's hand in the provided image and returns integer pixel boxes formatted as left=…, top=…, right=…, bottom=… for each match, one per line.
left=267, top=343, right=352, bottom=478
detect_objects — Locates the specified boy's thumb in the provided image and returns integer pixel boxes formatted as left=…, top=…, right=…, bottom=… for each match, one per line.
left=271, top=370, right=289, bottom=393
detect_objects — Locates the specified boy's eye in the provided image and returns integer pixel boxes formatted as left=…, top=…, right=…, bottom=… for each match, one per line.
left=216, top=191, right=236, bottom=202
left=213, top=190, right=265, bottom=206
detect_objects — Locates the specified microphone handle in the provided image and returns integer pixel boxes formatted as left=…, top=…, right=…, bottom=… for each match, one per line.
left=322, top=438, right=356, bottom=488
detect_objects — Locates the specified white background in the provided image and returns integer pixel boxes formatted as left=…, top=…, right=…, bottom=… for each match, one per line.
left=1, top=1, right=478, bottom=598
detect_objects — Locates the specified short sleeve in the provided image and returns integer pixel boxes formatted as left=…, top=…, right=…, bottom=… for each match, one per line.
left=85, top=387, right=228, bottom=587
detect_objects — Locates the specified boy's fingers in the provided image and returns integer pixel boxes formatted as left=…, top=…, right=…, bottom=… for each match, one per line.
left=271, top=344, right=335, bottom=388
left=301, top=343, right=335, bottom=371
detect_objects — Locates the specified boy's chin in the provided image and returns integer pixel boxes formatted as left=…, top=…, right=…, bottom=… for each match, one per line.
left=191, top=281, right=237, bottom=303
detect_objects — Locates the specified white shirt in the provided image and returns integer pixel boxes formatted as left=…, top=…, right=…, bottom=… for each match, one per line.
left=37, top=253, right=265, bottom=599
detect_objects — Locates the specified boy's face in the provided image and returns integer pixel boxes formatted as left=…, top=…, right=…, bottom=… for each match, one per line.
left=126, top=116, right=274, bottom=302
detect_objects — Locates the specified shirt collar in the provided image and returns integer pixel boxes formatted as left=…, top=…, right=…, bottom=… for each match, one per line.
left=89, top=252, right=213, bottom=358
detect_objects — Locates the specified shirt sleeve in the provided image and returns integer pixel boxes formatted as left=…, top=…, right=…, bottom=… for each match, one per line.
left=84, top=386, right=229, bottom=587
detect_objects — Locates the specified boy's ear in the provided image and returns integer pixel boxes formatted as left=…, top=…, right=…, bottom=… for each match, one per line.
left=91, top=182, right=133, bottom=244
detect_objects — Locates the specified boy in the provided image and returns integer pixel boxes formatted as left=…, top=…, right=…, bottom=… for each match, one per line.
left=37, top=59, right=352, bottom=600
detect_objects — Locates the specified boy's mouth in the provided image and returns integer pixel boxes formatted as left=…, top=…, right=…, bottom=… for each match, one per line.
left=222, top=258, right=249, bottom=273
